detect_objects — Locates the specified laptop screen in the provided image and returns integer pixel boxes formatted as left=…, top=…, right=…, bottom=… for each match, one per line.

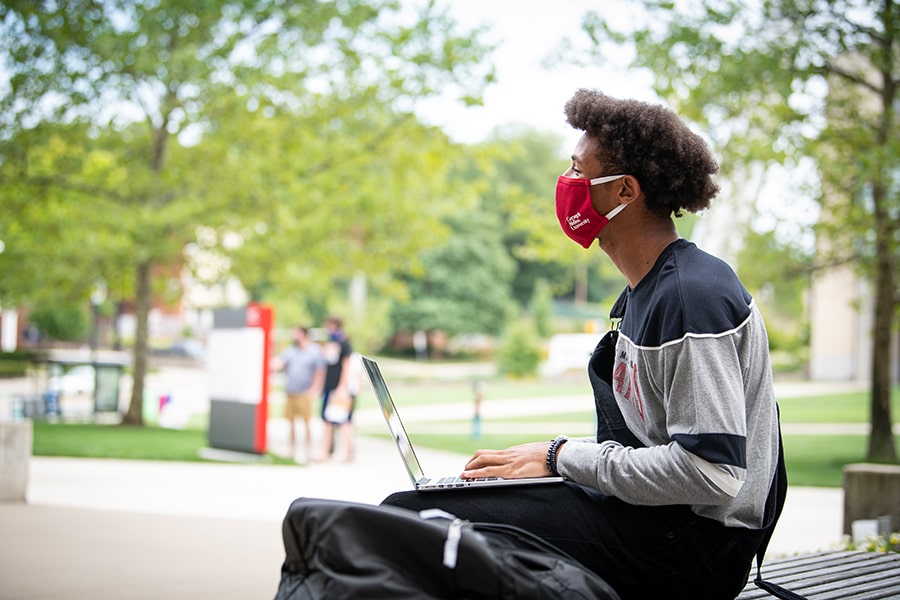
left=361, top=356, right=427, bottom=485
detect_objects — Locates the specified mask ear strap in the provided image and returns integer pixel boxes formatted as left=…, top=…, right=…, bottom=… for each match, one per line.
left=604, top=203, right=628, bottom=220
left=589, top=174, right=626, bottom=185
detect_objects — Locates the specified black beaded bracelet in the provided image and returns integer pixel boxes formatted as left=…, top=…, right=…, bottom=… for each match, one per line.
left=546, top=435, right=569, bottom=476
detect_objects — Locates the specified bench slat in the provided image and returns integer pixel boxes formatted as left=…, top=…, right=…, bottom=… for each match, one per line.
left=800, top=575, right=900, bottom=599
left=737, top=551, right=900, bottom=599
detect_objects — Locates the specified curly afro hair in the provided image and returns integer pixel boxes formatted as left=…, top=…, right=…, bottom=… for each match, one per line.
left=564, top=89, right=719, bottom=216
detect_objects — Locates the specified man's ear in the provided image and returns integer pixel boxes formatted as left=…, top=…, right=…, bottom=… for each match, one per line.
left=618, top=175, right=641, bottom=204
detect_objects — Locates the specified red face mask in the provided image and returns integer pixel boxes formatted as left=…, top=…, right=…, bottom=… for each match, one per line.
left=555, top=174, right=628, bottom=248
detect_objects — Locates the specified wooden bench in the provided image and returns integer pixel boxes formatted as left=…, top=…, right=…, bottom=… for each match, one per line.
left=737, top=550, right=900, bottom=599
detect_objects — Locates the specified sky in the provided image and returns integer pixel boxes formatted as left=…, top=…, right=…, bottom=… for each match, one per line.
left=414, top=0, right=658, bottom=150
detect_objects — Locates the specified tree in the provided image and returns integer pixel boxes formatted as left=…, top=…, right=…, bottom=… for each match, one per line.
left=496, top=318, right=542, bottom=378
left=28, top=301, right=89, bottom=343
left=0, top=120, right=137, bottom=359
left=531, top=278, right=554, bottom=339
left=0, top=0, right=493, bottom=425
left=456, top=127, right=624, bottom=308
left=572, top=0, right=899, bottom=461
left=737, top=229, right=812, bottom=373
left=220, top=98, right=468, bottom=313
left=390, top=211, right=516, bottom=337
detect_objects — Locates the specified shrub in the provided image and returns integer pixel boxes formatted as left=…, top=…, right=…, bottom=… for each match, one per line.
left=496, top=319, right=542, bottom=378
left=531, top=279, right=553, bottom=339
left=0, top=350, right=44, bottom=378
left=29, top=302, right=88, bottom=342
left=838, top=532, right=900, bottom=554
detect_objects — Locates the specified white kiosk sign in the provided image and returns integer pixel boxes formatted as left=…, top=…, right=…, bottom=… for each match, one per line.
left=207, top=303, right=273, bottom=454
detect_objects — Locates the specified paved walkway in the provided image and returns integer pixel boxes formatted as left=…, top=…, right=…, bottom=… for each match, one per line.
left=0, top=367, right=862, bottom=599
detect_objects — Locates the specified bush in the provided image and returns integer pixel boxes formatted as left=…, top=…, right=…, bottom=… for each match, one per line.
left=0, top=350, right=44, bottom=378
left=531, top=279, right=553, bottom=339
left=29, top=302, right=88, bottom=342
left=496, top=319, right=542, bottom=378
left=838, top=532, right=900, bottom=554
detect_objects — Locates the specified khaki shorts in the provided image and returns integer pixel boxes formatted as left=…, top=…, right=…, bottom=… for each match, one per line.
left=286, top=391, right=313, bottom=422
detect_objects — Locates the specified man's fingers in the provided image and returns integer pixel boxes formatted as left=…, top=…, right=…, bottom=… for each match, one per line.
left=464, top=449, right=504, bottom=470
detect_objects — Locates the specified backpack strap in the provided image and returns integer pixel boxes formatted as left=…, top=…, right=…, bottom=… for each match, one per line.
left=752, top=419, right=808, bottom=600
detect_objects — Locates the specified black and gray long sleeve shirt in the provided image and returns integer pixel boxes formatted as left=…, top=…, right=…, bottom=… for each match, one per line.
left=558, top=239, right=780, bottom=529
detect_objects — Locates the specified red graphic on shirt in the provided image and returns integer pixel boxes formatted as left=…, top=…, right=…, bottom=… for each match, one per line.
left=614, top=360, right=646, bottom=422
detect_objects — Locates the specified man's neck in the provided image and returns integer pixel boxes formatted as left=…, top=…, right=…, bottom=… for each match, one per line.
left=601, top=220, right=679, bottom=289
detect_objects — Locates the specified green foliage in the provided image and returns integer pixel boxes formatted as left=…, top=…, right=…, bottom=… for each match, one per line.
left=737, top=230, right=811, bottom=323
left=479, top=126, right=572, bottom=269
left=391, top=212, right=516, bottom=336
left=326, top=294, right=394, bottom=357
left=448, top=128, right=628, bottom=311
left=0, top=350, right=43, bottom=378
left=0, top=124, right=134, bottom=307
left=0, top=0, right=494, bottom=424
left=737, top=228, right=811, bottom=372
left=839, top=532, right=900, bottom=554
left=456, top=130, right=569, bottom=302
left=28, top=301, right=89, bottom=342
left=219, top=103, right=472, bottom=311
left=531, top=278, right=554, bottom=338
left=496, top=318, right=542, bottom=378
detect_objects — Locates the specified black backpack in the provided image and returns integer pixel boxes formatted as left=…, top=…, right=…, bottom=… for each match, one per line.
left=275, top=497, right=621, bottom=600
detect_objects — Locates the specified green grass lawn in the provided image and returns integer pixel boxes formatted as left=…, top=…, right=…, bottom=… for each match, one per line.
left=781, top=435, right=888, bottom=488
left=29, top=382, right=900, bottom=487
left=31, top=421, right=294, bottom=465
left=32, top=422, right=209, bottom=461
left=777, top=387, right=900, bottom=422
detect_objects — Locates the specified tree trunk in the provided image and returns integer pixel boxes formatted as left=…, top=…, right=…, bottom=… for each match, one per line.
left=865, top=185, right=897, bottom=461
left=574, top=262, right=588, bottom=306
left=121, top=259, right=152, bottom=426
left=122, top=114, right=168, bottom=426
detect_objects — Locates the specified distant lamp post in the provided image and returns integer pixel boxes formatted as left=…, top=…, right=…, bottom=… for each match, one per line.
left=89, top=281, right=107, bottom=407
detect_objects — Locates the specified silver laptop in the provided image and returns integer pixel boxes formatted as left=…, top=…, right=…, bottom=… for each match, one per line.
left=360, top=355, right=564, bottom=491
